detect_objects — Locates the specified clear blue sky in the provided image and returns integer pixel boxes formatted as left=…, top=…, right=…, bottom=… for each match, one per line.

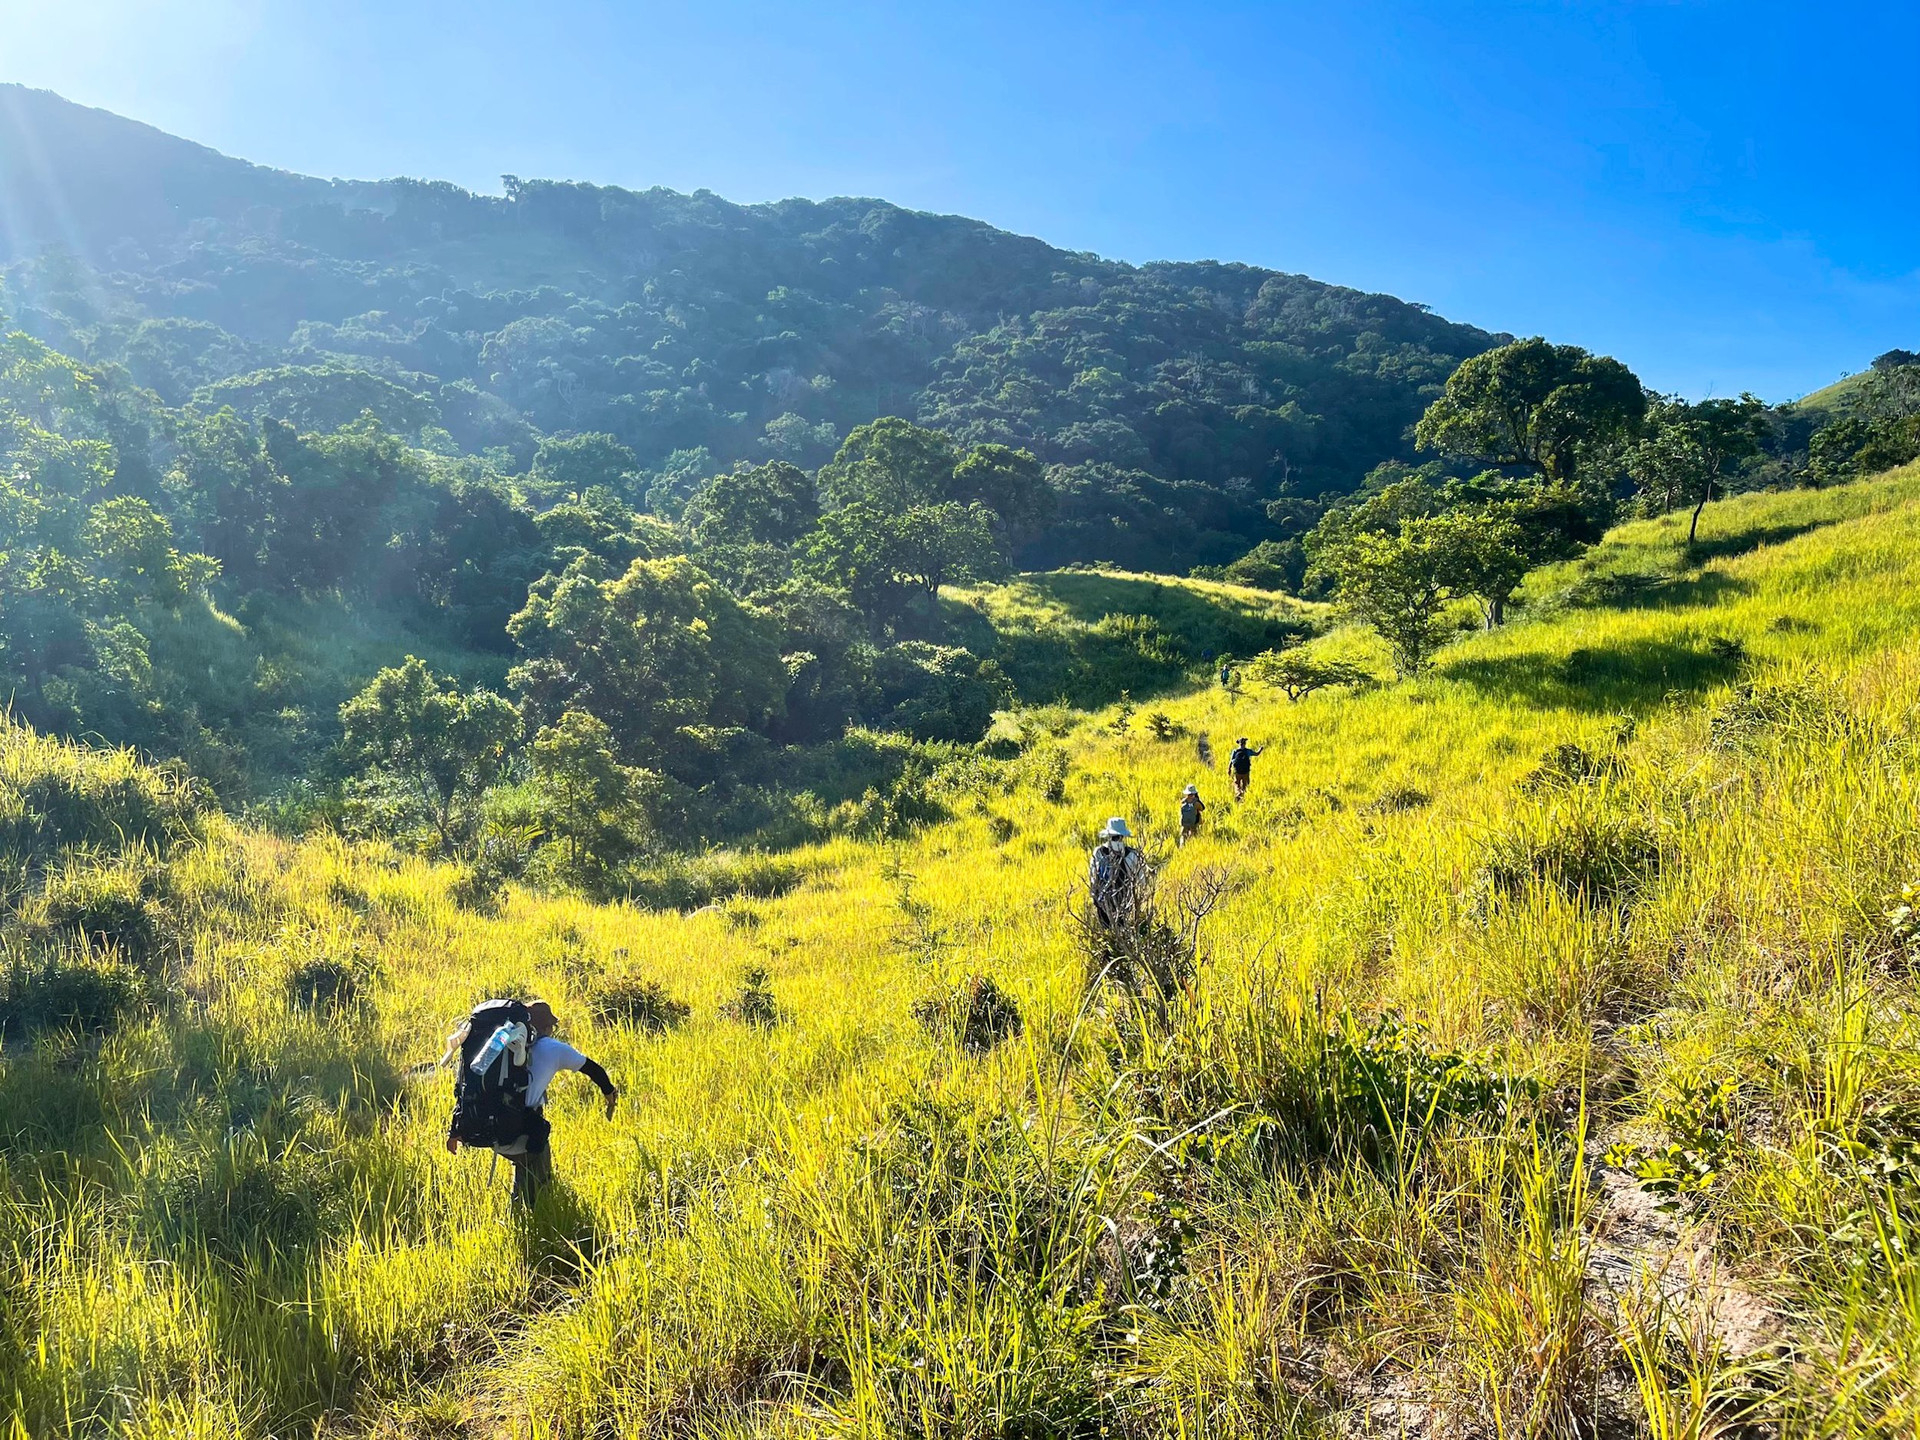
left=3, top=0, right=1915, bottom=400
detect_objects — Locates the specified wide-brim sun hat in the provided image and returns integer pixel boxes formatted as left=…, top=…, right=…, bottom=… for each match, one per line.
left=1183, top=785, right=1199, bottom=795
left=1103, top=816, right=1133, bottom=837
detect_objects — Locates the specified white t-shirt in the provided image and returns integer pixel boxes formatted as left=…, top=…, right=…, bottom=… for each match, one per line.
left=525, top=1035, right=587, bottom=1108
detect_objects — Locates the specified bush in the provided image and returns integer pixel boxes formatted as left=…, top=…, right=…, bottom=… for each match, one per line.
left=589, top=975, right=691, bottom=1033
left=1364, top=785, right=1430, bottom=814
left=1520, top=742, right=1612, bottom=792
left=720, top=965, right=781, bottom=1027
left=622, top=849, right=809, bottom=912
left=914, top=975, right=1025, bottom=1054
left=0, top=946, right=148, bottom=1038
left=0, top=721, right=200, bottom=871
left=32, top=862, right=175, bottom=967
left=1475, top=800, right=1659, bottom=910
left=288, top=955, right=365, bottom=1013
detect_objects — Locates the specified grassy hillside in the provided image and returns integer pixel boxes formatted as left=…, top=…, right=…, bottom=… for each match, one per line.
left=6, top=468, right=1920, bottom=1437
left=947, top=567, right=1320, bottom=708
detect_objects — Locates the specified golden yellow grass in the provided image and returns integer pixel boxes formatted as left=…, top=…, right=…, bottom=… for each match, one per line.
left=6, top=465, right=1920, bottom=1437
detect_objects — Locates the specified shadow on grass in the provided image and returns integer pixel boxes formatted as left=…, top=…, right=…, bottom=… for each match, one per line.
left=945, top=571, right=1313, bottom=709
left=1443, top=634, right=1747, bottom=713
left=1551, top=568, right=1752, bottom=616
left=1686, top=518, right=1828, bottom=564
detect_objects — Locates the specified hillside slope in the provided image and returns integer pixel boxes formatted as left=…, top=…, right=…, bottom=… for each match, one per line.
left=0, top=85, right=1501, bottom=569
left=6, top=468, right=1920, bottom=1437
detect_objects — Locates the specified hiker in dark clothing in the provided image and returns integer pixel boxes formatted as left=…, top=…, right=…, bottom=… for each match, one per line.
left=1228, top=737, right=1264, bottom=801
left=446, top=998, right=617, bottom=1205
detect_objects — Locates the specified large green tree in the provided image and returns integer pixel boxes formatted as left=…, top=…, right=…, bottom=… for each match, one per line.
left=816, top=417, right=959, bottom=511
left=1320, top=515, right=1484, bottom=676
left=684, top=460, right=820, bottom=548
left=506, top=555, right=786, bottom=768
left=1628, top=395, right=1769, bottom=543
left=529, top=431, right=640, bottom=501
left=1415, top=338, right=1646, bottom=486
left=531, top=708, right=663, bottom=885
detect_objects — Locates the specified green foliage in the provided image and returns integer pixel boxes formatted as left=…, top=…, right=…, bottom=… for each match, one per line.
left=720, top=964, right=781, bottom=1027
left=1605, top=1077, right=1740, bottom=1211
left=913, top=975, right=1025, bottom=1054
left=530, top=710, right=663, bottom=890
left=508, top=556, right=786, bottom=770
left=0, top=721, right=200, bottom=872
left=1244, top=648, right=1372, bottom=701
left=587, top=974, right=691, bottom=1033
left=1318, top=515, right=1471, bottom=675
left=683, top=459, right=819, bottom=548
left=0, top=944, right=148, bottom=1039
left=1414, top=336, right=1647, bottom=485
left=530, top=431, right=639, bottom=501
left=338, top=656, right=519, bottom=850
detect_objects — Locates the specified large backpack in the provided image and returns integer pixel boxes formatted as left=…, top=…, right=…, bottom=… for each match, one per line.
left=449, top=998, right=533, bottom=1148
left=1180, top=797, right=1202, bottom=829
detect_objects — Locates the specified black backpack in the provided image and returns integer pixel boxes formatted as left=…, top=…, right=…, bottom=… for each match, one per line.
left=450, top=998, right=533, bottom=1148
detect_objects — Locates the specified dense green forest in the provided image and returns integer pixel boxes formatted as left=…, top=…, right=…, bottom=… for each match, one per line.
left=0, top=83, right=1503, bottom=572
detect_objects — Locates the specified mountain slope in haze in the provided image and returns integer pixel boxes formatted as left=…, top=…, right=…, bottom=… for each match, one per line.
left=0, top=84, right=1504, bottom=570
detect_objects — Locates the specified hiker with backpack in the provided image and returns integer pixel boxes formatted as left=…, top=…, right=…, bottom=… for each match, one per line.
left=1088, top=816, right=1149, bottom=929
left=444, top=998, right=617, bottom=1205
left=1228, top=737, right=1264, bottom=801
left=1177, top=784, right=1206, bottom=845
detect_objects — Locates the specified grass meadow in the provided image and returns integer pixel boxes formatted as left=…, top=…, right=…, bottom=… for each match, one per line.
left=6, top=467, right=1920, bottom=1437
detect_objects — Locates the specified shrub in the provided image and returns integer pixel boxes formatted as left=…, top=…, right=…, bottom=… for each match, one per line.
left=914, top=975, right=1024, bottom=1054
left=1364, top=785, right=1430, bottom=814
left=288, top=955, right=365, bottom=1013
left=1475, top=799, right=1659, bottom=910
left=0, top=722, right=200, bottom=871
left=1708, top=672, right=1848, bottom=751
left=1142, top=710, right=1184, bottom=742
left=1017, top=743, right=1069, bottom=804
left=721, top=965, right=781, bottom=1027
left=1604, top=1076, right=1740, bottom=1213
left=0, top=946, right=148, bottom=1038
left=589, top=975, right=691, bottom=1033
left=1520, top=742, right=1612, bottom=792
left=33, top=862, right=175, bottom=967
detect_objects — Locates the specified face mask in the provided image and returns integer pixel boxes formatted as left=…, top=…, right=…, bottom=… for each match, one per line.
left=1107, top=837, right=1126, bottom=852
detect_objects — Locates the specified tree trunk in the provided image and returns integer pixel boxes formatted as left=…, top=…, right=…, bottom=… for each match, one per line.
left=1687, top=476, right=1713, bottom=546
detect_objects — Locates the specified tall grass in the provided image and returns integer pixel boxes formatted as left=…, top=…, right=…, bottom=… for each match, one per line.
left=6, top=464, right=1920, bottom=1435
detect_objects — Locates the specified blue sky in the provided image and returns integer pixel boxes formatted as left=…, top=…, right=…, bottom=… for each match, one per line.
left=2, top=0, right=1915, bottom=400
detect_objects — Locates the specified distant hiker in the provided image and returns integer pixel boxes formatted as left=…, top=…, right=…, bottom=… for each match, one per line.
left=444, top=997, right=617, bottom=1205
left=1228, top=737, right=1264, bottom=800
left=1178, top=785, right=1206, bottom=846
left=1219, top=659, right=1234, bottom=688
left=1088, top=816, right=1149, bottom=929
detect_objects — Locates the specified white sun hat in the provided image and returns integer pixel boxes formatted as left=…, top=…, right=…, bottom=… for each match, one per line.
left=1103, top=816, right=1133, bottom=837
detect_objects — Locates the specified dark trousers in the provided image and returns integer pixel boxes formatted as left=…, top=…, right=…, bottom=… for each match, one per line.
left=508, top=1110, right=553, bottom=1205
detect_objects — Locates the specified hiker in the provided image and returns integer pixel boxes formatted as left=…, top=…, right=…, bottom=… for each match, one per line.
left=1178, top=784, right=1206, bottom=846
left=1088, top=816, right=1150, bottom=929
left=444, top=998, right=617, bottom=1205
left=1219, top=658, right=1233, bottom=688
left=1228, top=737, right=1264, bottom=800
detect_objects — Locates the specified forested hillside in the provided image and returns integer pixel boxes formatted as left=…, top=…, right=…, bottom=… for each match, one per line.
left=0, top=83, right=1502, bottom=571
